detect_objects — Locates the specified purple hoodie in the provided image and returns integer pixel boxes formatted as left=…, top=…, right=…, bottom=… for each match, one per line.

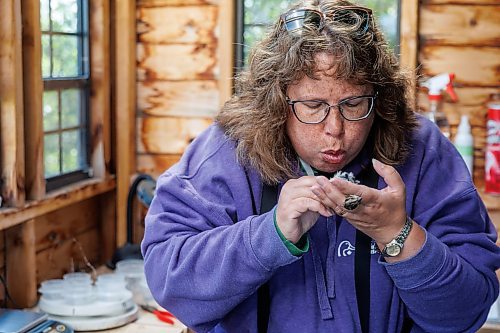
left=142, top=115, right=500, bottom=333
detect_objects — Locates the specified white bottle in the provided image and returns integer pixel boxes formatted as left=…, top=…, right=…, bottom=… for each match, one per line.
left=454, top=115, right=474, bottom=175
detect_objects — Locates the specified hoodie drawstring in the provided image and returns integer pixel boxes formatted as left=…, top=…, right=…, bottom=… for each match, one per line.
left=310, top=215, right=337, bottom=320
left=311, top=239, right=334, bottom=320
left=326, top=216, right=337, bottom=298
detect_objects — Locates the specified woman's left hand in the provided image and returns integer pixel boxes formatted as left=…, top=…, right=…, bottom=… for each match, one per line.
left=311, top=159, right=407, bottom=245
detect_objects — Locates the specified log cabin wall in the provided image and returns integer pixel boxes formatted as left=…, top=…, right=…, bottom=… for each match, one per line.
left=136, top=0, right=225, bottom=177
left=417, top=0, right=500, bottom=230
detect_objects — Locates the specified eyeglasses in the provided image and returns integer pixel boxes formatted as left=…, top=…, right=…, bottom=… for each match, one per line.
left=287, top=92, right=377, bottom=123
left=280, top=6, right=373, bottom=35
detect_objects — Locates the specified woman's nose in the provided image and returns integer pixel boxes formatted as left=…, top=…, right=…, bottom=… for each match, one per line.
left=323, top=107, right=344, bottom=136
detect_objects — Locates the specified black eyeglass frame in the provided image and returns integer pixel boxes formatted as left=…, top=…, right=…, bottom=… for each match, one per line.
left=280, top=6, right=373, bottom=35
left=286, top=92, right=378, bottom=124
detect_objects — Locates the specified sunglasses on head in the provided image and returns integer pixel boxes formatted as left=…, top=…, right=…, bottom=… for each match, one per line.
left=280, top=6, right=373, bottom=35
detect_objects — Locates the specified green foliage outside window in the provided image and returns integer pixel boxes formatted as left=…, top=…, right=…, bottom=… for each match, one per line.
left=241, top=0, right=399, bottom=66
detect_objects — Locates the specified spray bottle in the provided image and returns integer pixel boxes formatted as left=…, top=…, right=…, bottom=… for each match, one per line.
left=454, top=115, right=474, bottom=175
left=422, top=73, right=458, bottom=139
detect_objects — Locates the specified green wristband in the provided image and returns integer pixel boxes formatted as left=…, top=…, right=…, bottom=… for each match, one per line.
left=273, top=209, right=309, bottom=256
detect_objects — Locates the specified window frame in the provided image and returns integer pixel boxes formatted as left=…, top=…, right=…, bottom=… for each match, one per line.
left=42, top=0, right=92, bottom=190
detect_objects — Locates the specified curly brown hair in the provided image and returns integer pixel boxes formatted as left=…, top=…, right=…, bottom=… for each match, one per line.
left=216, top=0, right=418, bottom=184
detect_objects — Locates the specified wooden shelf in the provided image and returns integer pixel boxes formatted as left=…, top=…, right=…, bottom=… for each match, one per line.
left=0, top=177, right=116, bottom=231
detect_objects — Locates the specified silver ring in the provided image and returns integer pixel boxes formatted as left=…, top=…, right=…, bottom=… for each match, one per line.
left=343, top=194, right=362, bottom=211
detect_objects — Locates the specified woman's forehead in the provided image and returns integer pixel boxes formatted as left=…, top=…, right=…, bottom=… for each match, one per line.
left=313, top=52, right=338, bottom=74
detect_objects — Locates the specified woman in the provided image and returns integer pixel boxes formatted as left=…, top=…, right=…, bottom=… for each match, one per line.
left=142, top=1, right=500, bottom=332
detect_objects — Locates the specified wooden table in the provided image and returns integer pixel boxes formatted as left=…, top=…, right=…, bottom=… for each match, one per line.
left=78, top=307, right=189, bottom=333
left=479, top=322, right=500, bottom=333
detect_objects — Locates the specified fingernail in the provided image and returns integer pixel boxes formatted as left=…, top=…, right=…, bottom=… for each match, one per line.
left=311, top=186, right=320, bottom=196
left=372, top=158, right=384, bottom=169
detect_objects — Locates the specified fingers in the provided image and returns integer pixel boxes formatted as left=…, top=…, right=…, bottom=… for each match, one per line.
left=372, top=158, right=404, bottom=192
left=278, top=176, right=333, bottom=218
left=313, top=177, right=363, bottom=217
left=333, top=205, right=348, bottom=217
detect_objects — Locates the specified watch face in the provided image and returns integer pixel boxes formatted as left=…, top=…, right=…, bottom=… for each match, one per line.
left=385, top=243, right=402, bottom=257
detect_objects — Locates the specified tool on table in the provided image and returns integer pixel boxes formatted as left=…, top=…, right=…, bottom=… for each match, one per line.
left=140, top=305, right=175, bottom=325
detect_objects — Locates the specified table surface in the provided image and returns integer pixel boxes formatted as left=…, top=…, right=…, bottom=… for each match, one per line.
left=78, top=307, right=189, bottom=333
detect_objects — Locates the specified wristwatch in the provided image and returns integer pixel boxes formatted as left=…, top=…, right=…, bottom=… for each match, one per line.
left=380, top=216, right=413, bottom=257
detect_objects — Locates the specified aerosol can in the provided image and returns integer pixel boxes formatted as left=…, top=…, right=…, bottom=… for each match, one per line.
left=422, top=73, right=458, bottom=139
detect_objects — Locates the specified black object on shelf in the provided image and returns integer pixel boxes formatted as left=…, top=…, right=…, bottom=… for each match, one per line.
left=107, top=174, right=155, bottom=269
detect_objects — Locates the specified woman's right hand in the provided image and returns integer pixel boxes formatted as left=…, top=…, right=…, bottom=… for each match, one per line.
left=275, top=176, right=333, bottom=243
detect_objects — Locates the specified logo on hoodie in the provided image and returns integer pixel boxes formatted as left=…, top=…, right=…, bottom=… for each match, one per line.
left=337, top=240, right=379, bottom=257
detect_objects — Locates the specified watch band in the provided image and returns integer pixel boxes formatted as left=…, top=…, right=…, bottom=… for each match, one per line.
left=380, top=216, right=413, bottom=257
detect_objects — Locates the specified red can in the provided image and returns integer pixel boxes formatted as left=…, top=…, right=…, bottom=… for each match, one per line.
left=485, top=102, right=500, bottom=195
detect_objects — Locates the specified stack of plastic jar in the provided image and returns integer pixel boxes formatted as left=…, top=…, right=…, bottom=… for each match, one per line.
left=63, top=272, right=94, bottom=305
left=38, top=272, right=94, bottom=305
left=38, top=279, right=67, bottom=301
left=115, top=259, right=153, bottom=305
left=95, top=273, right=130, bottom=301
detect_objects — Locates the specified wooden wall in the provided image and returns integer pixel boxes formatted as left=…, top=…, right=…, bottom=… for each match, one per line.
left=136, top=0, right=223, bottom=177
left=417, top=0, right=500, bottom=214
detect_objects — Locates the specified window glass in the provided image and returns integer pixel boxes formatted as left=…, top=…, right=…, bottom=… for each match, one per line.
left=61, top=89, right=80, bottom=127
left=358, top=0, right=399, bottom=50
left=51, top=35, right=79, bottom=77
left=237, top=0, right=400, bottom=68
left=44, top=133, right=60, bottom=178
left=43, top=90, right=59, bottom=132
left=41, top=35, right=51, bottom=77
left=40, top=0, right=50, bottom=31
left=50, top=0, right=79, bottom=33
left=62, top=130, right=80, bottom=173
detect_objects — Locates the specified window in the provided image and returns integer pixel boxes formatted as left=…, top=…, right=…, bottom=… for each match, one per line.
left=41, top=0, right=90, bottom=191
left=235, top=0, right=400, bottom=69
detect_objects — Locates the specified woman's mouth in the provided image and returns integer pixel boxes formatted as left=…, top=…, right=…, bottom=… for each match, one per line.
left=321, top=150, right=345, bottom=164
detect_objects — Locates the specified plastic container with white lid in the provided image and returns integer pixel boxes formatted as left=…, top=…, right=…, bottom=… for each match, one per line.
left=64, top=284, right=95, bottom=305
left=116, top=259, right=144, bottom=277
left=96, top=273, right=126, bottom=286
left=38, top=279, right=67, bottom=300
left=95, top=273, right=129, bottom=301
left=63, top=272, right=92, bottom=284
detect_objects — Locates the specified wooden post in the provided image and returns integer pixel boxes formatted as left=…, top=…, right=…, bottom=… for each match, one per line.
left=114, top=0, right=137, bottom=247
left=22, top=0, right=45, bottom=201
left=99, top=191, right=117, bottom=263
left=90, top=0, right=111, bottom=179
left=0, top=0, right=26, bottom=208
left=6, top=220, right=37, bottom=308
left=399, top=0, right=419, bottom=107
left=218, top=0, right=235, bottom=108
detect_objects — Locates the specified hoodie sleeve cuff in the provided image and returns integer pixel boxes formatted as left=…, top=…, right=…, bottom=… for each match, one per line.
left=380, top=230, right=447, bottom=290
left=247, top=208, right=300, bottom=271
left=273, top=209, right=309, bottom=256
